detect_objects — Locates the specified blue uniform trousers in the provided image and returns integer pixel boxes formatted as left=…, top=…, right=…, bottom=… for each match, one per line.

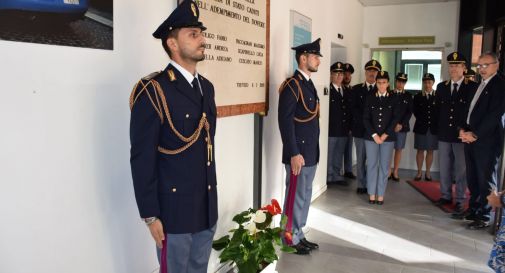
left=365, top=140, right=394, bottom=196
left=283, top=164, right=317, bottom=245
left=344, top=135, right=354, bottom=173
left=354, top=137, right=367, bottom=188
left=157, top=225, right=216, bottom=273
left=327, top=137, right=348, bottom=181
left=438, top=141, right=467, bottom=203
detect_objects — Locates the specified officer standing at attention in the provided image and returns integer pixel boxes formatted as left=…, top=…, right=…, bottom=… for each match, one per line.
left=351, top=59, right=382, bottom=194
left=413, top=73, right=439, bottom=181
left=278, top=38, right=322, bottom=255
left=343, top=63, right=356, bottom=179
left=389, top=73, right=413, bottom=181
left=327, top=62, right=352, bottom=185
left=363, top=71, right=400, bottom=205
left=129, top=1, right=218, bottom=272
left=435, top=52, right=477, bottom=216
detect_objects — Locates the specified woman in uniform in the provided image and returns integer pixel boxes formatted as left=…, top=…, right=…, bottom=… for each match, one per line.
left=363, top=71, right=400, bottom=205
left=412, top=73, right=439, bottom=181
left=389, top=72, right=413, bottom=181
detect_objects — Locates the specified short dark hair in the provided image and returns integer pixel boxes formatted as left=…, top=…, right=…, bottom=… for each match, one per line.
left=479, top=51, right=499, bottom=62
left=161, top=28, right=181, bottom=58
left=295, top=52, right=307, bottom=65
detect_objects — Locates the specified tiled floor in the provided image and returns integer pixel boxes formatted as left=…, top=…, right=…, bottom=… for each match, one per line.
left=275, top=170, right=496, bottom=273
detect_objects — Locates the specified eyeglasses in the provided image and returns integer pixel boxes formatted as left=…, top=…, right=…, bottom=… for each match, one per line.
left=476, top=62, right=497, bottom=69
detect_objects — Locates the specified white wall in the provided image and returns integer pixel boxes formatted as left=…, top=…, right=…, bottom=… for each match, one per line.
left=262, top=0, right=365, bottom=207
left=361, top=1, right=461, bottom=171
left=0, top=1, right=253, bottom=273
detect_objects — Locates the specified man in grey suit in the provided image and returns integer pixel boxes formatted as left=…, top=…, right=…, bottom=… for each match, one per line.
left=460, top=52, right=505, bottom=229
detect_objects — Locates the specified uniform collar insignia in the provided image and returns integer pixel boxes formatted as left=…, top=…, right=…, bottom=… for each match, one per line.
left=168, top=69, right=176, bottom=81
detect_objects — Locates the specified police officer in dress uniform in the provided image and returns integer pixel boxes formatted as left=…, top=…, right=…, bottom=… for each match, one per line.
left=129, top=1, right=218, bottom=272
left=343, top=63, right=356, bottom=179
left=413, top=73, right=439, bottom=181
left=435, top=52, right=478, bottom=217
left=389, top=73, right=413, bottom=181
left=363, top=71, right=401, bottom=205
left=351, top=59, right=382, bottom=194
left=278, top=38, right=322, bottom=255
left=327, top=62, right=352, bottom=185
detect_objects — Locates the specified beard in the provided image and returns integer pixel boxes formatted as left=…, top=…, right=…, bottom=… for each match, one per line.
left=181, top=44, right=206, bottom=62
left=308, top=65, right=318, bottom=73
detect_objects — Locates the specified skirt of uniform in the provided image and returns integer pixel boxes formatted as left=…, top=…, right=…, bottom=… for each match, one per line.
left=414, top=131, right=438, bottom=150
left=394, top=132, right=407, bottom=149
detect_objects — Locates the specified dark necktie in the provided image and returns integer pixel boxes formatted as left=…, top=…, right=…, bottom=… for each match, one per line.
left=308, top=79, right=316, bottom=91
left=452, top=83, right=458, bottom=96
left=338, top=87, right=342, bottom=97
left=192, top=78, right=202, bottom=97
left=368, top=85, right=373, bottom=92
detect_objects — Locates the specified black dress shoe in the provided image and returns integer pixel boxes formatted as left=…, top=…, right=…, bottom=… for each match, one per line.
left=434, top=198, right=452, bottom=206
left=424, top=175, right=432, bottom=181
left=463, top=209, right=477, bottom=221
left=300, top=238, right=319, bottom=250
left=467, top=220, right=490, bottom=230
left=376, top=200, right=384, bottom=205
left=292, top=243, right=311, bottom=255
left=450, top=203, right=465, bottom=219
left=414, top=175, right=422, bottom=181
left=369, top=199, right=376, bottom=204
left=388, top=175, right=392, bottom=180
left=344, top=172, right=356, bottom=179
left=392, top=176, right=400, bottom=182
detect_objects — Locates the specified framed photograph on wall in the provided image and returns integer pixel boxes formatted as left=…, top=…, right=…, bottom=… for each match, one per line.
left=0, top=0, right=113, bottom=50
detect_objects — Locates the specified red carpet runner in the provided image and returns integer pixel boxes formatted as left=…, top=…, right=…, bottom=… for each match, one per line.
left=406, top=180, right=469, bottom=213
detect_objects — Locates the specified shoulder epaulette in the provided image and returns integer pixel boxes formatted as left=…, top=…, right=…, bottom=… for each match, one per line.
left=279, top=77, right=300, bottom=101
left=129, top=73, right=165, bottom=122
left=142, top=71, right=162, bottom=81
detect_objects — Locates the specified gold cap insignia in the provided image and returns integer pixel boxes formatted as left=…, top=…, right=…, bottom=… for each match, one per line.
left=372, top=60, right=376, bottom=66
left=346, top=64, right=349, bottom=68
left=168, top=70, right=176, bottom=81
left=191, top=3, right=197, bottom=17
left=453, top=52, right=458, bottom=60
left=338, top=63, right=341, bottom=68
left=381, top=71, right=385, bottom=76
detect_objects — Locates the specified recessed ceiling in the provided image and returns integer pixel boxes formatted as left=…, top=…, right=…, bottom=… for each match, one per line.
left=359, top=0, right=457, bottom=6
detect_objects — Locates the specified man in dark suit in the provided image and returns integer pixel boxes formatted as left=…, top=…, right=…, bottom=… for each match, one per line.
left=460, top=52, right=505, bottom=229
left=435, top=52, right=477, bottom=217
left=327, top=62, right=352, bottom=185
left=351, top=60, right=381, bottom=194
left=129, top=1, right=218, bottom=272
left=278, top=38, right=322, bottom=255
